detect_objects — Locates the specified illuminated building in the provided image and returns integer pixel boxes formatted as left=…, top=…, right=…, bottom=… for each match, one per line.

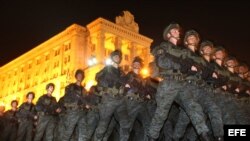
left=0, top=11, right=153, bottom=110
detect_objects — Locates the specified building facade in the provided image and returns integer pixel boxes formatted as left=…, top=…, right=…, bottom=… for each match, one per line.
left=0, top=11, right=153, bottom=110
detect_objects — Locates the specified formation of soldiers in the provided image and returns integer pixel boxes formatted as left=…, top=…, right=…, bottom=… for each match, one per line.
left=0, top=22, right=250, bottom=141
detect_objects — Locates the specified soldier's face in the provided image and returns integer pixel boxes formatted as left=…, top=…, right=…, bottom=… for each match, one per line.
left=169, top=28, right=180, bottom=39
left=11, top=102, right=17, bottom=109
left=186, top=35, right=199, bottom=46
left=132, top=62, right=141, bottom=69
left=214, top=51, right=226, bottom=60
left=238, top=66, right=248, bottom=77
left=27, top=94, right=34, bottom=103
left=226, top=60, right=237, bottom=68
left=47, top=86, right=54, bottom=94
left=247, top=76, right=250, bottom=81
left=112, top=55, right=120, bottom=64
left=76, top=74, right=84, bottom=82
left=202, top=46, right=213, bottom=55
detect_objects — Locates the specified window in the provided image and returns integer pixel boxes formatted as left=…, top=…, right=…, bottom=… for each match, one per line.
left=55, top=49, right=60, bottom=56
left=68, top=56, right=70, bottom=62
left=64, top=56, right=70, bottom=64
left=45, top=55, right=49, bottom=61
left=54, top=61, right=59, bottom=68
left=91, top=45, right=95, bottom=52
left=124, top=54, right=129, bottom=61
left=124, top=65, right=129, bottom=72
left=65, top=43, right=71, bottom=51
left=36, top=59, right=41, bottom=65
left=35, top=71, right=39, bottom=76
left=28, top=64, right=32, bottom=69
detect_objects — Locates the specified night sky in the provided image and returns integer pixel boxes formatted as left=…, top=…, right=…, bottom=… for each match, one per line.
left=1, top=0, right=250, bottom=67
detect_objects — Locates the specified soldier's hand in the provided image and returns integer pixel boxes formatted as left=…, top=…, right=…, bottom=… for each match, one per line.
left=222, top=85, right=227, bottom=90
left=235, top=88, right=240, bottom=93
left=85, top=104, right=90, bottom=109
left=125, top=84, right=130, bottom=88
left=212, top=72, right=218, bottom=79
left=34, top=115, right=38, bottom=120
left=191, top=66, right=198, bottom=72
left=246, top=90, right=250, bottom=95
left=146, top=94, right=151, bottom=99
left=56, top=108, right=62, bottom=113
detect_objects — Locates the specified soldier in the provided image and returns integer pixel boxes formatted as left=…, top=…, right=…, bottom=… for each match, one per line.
left=173, top=31, right=224, bottom=141
left=147, top=23, right=210, bottom=141
left=94, top=50, right=130, bottom=141
left=237, top=63, right=249, bottom=79
left=61, top=69, right=89, bottom=141
left=34, top=83, right=60, bottom=141
left=2, top=100, right=19, bottom=141
left=223, top=57, right=249, bottom=125
left=16, top=92, right=36, bottom=141
left=85, top=85, right=101, bottom=140
left=209, top=47, right=239, bottom=126
left=123, top=56, right=152, bottom=141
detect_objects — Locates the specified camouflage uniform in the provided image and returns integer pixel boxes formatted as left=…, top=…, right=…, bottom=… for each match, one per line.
left=1, top=109, right=18, bottom=141
left=94, top=65, right=130, bottom=141
left=61, top=83, right=89, bottom=141
left=16, top=102, right=36, bottom=141
left=148, top=41, right=209, bottom=140
left=85, top=86, right=101, bottom=140
left=33, top=94, right=58, bottom=141
left=124, top=71, right=152, bottom=141
left=173, top=43, right=224, bottom=140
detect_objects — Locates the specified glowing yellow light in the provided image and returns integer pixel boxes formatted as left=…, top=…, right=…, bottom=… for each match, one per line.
left=85, top=80, right=97, bottom=92
left=0, top=102, right=5, bottom=107
left=141, top=68, right=149, bottom=78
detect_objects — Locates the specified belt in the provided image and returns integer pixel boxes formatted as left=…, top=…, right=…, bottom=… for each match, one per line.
left=125, top=95, right=144, bottom=102
left=65, top=104, right=87, bottom=111
left=102, top=87, right=124, bottom=97
left=88, top=106, right=99, bottom=112
left=38, top=112, right=52, bottom=116
left=186, top=79, right=204, bottom=86
left=163, top=75, right=185, bottom=81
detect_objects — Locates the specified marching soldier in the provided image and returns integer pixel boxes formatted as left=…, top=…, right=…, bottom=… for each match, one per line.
left=16, top=92, right=36, bottom=141
left=147, top=23, right=210, bottom=141
left=34, top=83, right=60, bottom=141
left=94, top=50, right=130, bottom=141
left=2, top=100, right=19, bottom=141
left=61, top=69, right=89, bottom=141
left=173, top=31, right=224, bottom=141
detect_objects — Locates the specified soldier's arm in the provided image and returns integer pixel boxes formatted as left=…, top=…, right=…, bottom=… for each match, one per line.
left=35, top=96, right=45, bottom=112
left=16, top=103, right=25, bottom=118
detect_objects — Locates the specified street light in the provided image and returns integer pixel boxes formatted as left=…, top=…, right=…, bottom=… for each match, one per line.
left=105, top=58, right=112, bottom=65
left=84, top=56, right=98, bottom=70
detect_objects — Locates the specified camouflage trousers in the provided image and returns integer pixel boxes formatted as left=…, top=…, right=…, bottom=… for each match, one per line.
left=16, top=120, right=34, bottom=141
left=148, top=79, right=209, bottom=139
left=86, top=108, right=100, bottom=140
left=33, top=115, right=56, bottom=141
left=1, top=122, right=18, bottom=141
left=173, top=84, right=224, bottom=140
left=126, top=100, right=151, bottom=141
left=213, top=90, right=237, bottom=125
left=94, top=93, right=130, bottom=141
left=102, top=99, right=151, bottom=141
left=161, top=104, right=180, bottom=141
left=61, top=110, right=88, bottom=141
